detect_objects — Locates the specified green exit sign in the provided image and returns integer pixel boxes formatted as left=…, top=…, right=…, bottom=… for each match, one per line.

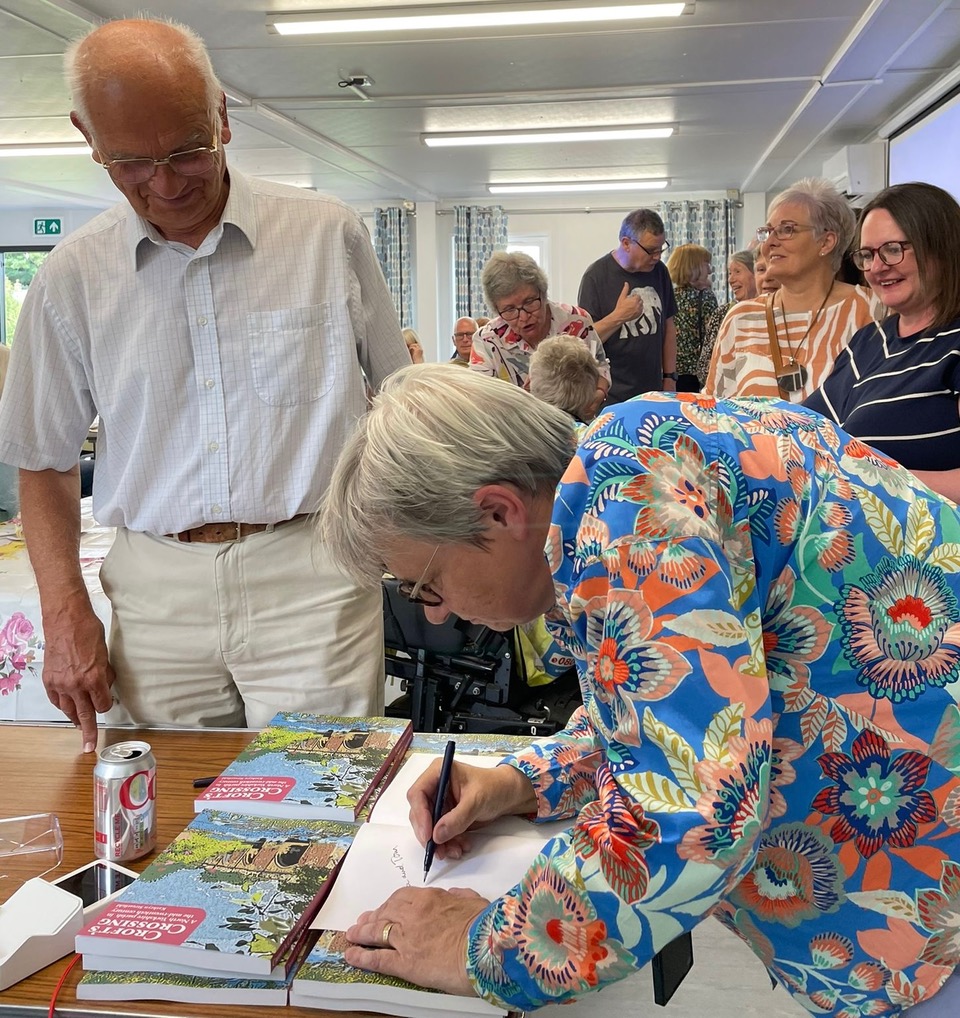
left=33, top=218, right=62, bottom=236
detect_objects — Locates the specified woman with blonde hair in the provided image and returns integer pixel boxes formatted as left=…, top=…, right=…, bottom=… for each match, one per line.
left=665, top=243, right=717, bottom=391
left=705, top=178, right=876, bottom=401
left=402, top=327, right=424, bottom=364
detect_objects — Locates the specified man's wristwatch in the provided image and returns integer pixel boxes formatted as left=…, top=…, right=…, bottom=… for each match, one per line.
left=662, top=371, right=678, bottom=381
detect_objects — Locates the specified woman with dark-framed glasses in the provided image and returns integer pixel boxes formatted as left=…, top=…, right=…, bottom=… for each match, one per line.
left=471, top=251, right=611, bottom=410
left=805, top=182, right=960, bottom=499
left=704, top=177, right=877, bottom=401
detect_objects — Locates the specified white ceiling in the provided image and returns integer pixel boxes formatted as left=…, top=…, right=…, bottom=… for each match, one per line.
left=1, top=0, right=960, bottom=211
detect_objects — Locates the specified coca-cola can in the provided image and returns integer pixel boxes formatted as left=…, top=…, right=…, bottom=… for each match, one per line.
left=94, top=740, right=157, bottom=861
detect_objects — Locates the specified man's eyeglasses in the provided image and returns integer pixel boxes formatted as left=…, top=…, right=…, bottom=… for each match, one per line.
left=851, top=241, right=913, bottom=271
left=100, top=139, right=219, bottom=184
left=630, top=237, right=670, bottom=257
left=453, top=331, right=475, bottom=339
left=497, top=296, right=543, bottom=322
left=756, top=223, right=816, bottom=243
left=396, top=544, right=443, bottom=607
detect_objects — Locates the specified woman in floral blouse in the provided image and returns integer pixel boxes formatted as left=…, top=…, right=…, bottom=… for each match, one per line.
left=666, top=243, right=719, bottom=391
left=320, top=365, right=960, bottom=1018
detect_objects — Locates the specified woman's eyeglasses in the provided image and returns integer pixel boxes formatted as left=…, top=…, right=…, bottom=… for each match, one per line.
left=497, top=296, right=543, bottom=322
left=851, top=241, right=912, bottom=271
left=396, top=545, right=443, bottom=607
left=756, top=223, right=816, bottom=243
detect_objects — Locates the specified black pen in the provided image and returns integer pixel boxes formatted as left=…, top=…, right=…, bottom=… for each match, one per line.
left=423, top=740, right=456, bottom=882
left=192, top=776, right=217, bottom=789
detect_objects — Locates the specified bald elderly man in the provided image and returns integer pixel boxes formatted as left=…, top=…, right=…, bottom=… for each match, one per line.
left=0, top=17, right=409, bottom=750
left=450, top=317, right=477, bottom=366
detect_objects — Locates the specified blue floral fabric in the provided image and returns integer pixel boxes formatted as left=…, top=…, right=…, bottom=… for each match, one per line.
left=465, top=394, right=960, bottom=1016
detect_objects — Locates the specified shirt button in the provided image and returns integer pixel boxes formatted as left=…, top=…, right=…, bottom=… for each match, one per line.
left=205, top=378, right=215, bottom=389
left=208, top=441, right=219, bottom=452
left=197, top=315, right=208, bottom=326
left=211, top=504, right=222, bottom=515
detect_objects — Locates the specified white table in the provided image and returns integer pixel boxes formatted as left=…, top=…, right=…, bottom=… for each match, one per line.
left=0, top=497, right=125, bottom=723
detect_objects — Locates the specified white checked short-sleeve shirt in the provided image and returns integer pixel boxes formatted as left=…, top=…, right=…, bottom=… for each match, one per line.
left=0, top=170, right=409, bottom=533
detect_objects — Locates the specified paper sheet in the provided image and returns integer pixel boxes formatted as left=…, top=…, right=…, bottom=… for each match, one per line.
left=312, top=821, right=549, bottom=932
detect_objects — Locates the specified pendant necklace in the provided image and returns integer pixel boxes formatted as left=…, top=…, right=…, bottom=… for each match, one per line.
left=772, top=280, right=835, bottom=394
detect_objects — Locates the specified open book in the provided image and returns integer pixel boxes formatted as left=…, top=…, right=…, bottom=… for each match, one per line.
left=194, top=713, right=413, bottom=821
left=297, top=752, right=570, bottom=1016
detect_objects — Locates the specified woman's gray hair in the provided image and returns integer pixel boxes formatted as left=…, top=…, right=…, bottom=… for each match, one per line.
left=317, top=365, right=576, bottom=586
left=529, top=335, right=599, bottom=419
left=767, top=177, right=856, bottom=272
left=65, top=17, right=223, bottom=130
left=729, top=249, right=754, bottom=272
left=482, top=252, right=549, bottom=312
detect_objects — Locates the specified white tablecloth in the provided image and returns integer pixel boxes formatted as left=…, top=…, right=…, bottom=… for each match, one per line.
left=0, top=498, right=124, bottom=722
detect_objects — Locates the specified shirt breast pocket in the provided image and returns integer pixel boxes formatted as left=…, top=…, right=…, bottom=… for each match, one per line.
left=247, top=303, right=333, bottom=406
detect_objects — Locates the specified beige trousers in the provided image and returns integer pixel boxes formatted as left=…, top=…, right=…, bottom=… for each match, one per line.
left=100, top=518, right=384, bottom=728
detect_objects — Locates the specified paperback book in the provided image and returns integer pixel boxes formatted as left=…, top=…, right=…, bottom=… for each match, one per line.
left=290, top=930, right=506, bottom=1017
left=195, top=713, right=413, bottom=820
left=76, top=811, right=356, bottom=977
left=76, top=967, right=293, bottom=1007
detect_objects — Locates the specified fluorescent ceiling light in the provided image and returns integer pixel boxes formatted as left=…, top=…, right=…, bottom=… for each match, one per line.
left=0, top=144, right=91, bottom=158
left=489, top=180, right=668, bottom=194
left=269, top=3, right=687, bottom=36
left=424, top=126, right=674, bottom=147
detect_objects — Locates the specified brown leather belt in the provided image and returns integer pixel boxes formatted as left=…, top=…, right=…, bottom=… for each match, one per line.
left=169, top=514, right=309, bottom=544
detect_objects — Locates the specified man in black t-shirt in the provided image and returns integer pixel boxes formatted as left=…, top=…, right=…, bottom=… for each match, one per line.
left=577, top=209, right=678, bottom=403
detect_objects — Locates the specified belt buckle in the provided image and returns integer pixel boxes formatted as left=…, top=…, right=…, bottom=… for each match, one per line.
left=232, top=521, right=242, bottom=542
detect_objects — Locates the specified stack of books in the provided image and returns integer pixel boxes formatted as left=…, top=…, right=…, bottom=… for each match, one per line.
left=75, top=713, right=413, bottom=1008
left=76, top=722, right=541, bottom=1016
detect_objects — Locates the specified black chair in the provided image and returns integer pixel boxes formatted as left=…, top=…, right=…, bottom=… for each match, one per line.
left=382, top=578, right=580, bottom=736
left=79, top=453, right=95, bottom=498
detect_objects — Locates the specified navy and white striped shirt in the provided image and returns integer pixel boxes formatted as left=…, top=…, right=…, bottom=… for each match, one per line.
left=804, top=314, right=960, bottom=471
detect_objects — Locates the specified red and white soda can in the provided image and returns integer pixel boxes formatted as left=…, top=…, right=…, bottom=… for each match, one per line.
left=94, top=740, right=157, bottom=861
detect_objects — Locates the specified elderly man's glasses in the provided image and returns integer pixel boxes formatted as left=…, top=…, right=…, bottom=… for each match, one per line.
left=498, top=296, right=543, bottom=322
left=100, top=139, right=219, bottom=184
left=851, top=241, right=913, bottom=271
left=396, top=544, right=443, bottom=607
left=756, top=223, right=816, bottom=243
left=453, top=330, right=475, bottom=339
left=630, top=237, right=670, bottom=257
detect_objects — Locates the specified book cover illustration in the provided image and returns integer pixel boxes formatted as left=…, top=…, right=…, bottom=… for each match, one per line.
left=76, top=811, right=356, bottom=976
left=291, top=929, right=506, bottom=1017
left=76, top=966, right=292, bottom=1006
left=195, top=713, right=412, bottom=820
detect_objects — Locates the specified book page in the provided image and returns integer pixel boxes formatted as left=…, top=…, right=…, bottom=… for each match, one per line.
left=312, top=821, right=548, bottom=932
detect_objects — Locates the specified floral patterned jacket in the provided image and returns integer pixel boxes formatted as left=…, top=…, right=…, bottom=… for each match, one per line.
left=466, top=393, right=960, bottom=1016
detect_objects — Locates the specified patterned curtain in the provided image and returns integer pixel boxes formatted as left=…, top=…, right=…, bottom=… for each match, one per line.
left=373, top=206, right=413, bottom=327
left=656, top=200, right=739, bottom=301
left=453, top=205, right=508, bottom=318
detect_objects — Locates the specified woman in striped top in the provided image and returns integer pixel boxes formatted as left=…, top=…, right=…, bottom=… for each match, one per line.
left=805, top=182, right=960, bottom=500
left=704, top=177, right=876, bottom=401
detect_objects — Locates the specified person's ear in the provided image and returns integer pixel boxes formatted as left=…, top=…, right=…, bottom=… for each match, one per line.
left=218, top=93, right=232, bottom=146
left=819, top=231, right=838, bottom=258
left=70, top=113, right=99, bottom=162
left=472, top=484, right=529, bottom=535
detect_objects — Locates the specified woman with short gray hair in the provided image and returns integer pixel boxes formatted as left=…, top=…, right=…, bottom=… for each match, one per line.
left=472, top=251, right=611, bottom=408
left=705, top=177, right=877, bottom=402
left=317, top=364, right=960, bottom=1018
left=528, top=334, right=603, bottom=422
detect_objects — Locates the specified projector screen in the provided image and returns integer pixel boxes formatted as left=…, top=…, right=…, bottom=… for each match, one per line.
left=889, top=88, right=960, bottom=201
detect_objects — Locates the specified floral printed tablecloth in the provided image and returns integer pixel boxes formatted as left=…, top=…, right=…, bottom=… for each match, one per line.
left=0, top=498, right=115, bottom=721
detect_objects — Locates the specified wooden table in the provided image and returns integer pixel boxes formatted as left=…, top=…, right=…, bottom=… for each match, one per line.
left=0, top=724, right=375, bottom=1018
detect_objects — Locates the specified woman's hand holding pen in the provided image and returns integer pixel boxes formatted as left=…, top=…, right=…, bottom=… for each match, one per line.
left=407, top=760, right=538, bottom=861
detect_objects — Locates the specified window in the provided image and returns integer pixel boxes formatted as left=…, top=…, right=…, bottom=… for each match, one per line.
left=507, top=237, right=548, bottom=276
left=2, top=249, right=50, bottom=346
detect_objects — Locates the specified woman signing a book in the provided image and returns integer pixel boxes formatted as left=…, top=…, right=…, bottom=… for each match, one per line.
left=318, top=364, right=960, bottom=1017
